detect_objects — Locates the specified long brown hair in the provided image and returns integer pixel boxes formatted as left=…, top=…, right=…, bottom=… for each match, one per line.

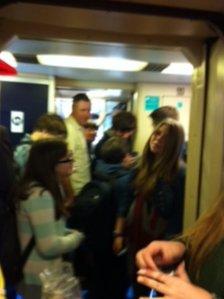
left=135, top=118, right=184, bottom=199
left=16, top=139, right=68, bottom=218
left=184, top=193, right=224, bottom=277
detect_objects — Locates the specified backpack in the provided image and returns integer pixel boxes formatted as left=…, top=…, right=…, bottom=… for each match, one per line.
left=0, top=201, right=35, bottom=287
left=67, top=179, right=116, bottom=251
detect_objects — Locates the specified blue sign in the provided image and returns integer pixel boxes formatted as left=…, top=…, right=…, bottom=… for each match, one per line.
left=177, top=101, right=183, bottom=109
left=144, top=96, right=160, bottom=111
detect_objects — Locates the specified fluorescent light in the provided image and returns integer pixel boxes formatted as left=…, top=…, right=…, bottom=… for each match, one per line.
left=37, top=55, right=147, bottom=72
left=162, top=63, right=193, bottom=75
left=87, top=89, right=122, bottom=98
left=0, top=51, right=17, bottom=68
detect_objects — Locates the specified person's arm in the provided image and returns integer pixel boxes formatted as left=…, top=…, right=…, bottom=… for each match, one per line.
left=113, top=216, right=125, bottom=254
left=112, top=173, right=133, bottom=254
left=136, top=240, right=186, bottom=271
left=137, top=262, right=213, bottom=299
left=25, top=191, right=84, bottom=257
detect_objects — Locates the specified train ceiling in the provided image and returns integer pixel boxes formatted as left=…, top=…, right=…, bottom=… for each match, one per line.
left=0, top=0, right=223, bottom=85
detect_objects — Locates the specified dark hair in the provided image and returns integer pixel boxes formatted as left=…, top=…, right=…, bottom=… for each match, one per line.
left=149, top=106, right=179, bottom=127
left=112, top=111, right=136, bottom=132
left=83, top=122, right=98, bottom=130
left=100, top=136, right=128, bottom=164
left=17, top=139, right=68, bottom=218
left=33, top=113, right=67, bottom=138
left=73, top=93, right=90, bottom=105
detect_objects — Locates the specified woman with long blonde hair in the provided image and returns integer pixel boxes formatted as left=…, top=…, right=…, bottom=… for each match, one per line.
left=136, top=193, right=224, bottom=299
left=127, top=118, right=185, bottom=298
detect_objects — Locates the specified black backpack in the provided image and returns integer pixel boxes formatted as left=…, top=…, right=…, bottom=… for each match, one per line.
left=67, top=179, right=116, bottom=251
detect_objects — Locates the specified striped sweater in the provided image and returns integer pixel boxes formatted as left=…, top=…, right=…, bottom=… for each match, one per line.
left=17, top=186, right=84, bottom=285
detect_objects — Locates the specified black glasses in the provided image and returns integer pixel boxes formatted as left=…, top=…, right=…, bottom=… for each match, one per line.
left=57, top=158, right=74, bottom=164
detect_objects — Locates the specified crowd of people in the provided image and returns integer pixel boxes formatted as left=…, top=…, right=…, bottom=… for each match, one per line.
left=0, top=92, right=221, bottom=299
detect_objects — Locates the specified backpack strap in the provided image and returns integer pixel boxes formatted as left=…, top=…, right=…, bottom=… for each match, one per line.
left=20, top=236, right=35, bottom=268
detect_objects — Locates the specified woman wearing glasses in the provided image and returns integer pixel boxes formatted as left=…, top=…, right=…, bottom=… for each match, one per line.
left=16, top=139, right=84, bottom=298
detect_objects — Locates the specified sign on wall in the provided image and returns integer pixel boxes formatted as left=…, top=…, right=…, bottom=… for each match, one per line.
left=144, top=96, right=160, bottom=111
left=10, top=111, right=24, bottom=133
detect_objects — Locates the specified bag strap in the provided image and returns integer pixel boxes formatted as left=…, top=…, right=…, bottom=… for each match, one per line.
left=20, top=236, right=35, bottom=268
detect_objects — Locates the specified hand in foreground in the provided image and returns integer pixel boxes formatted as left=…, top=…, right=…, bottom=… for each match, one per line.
left=137, top=262, right=213, bottom=299
left=136, top=241, right=186, bottom=271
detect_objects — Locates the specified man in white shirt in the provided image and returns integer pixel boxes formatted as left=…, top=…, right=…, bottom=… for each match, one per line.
left=65, top=93, right=91, bottom=195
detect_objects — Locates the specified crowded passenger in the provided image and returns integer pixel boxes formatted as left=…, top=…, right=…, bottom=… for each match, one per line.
left=86, top=136, right=135, bottom=299
left=0, top=126, right=17, bottom=299
left=94, top=111, right=137, bottom=168
left=126, top=118, right=185, bottom=298
left=65, top=93, right=91, bottom=195
left=149, top=105, right=179, bottom=128
left=95, top=136, right=135, bottom=255
left=0, top=126, right=15, bottom=238
left=13, top=113, right=75, bottom=208
left=136, top=192, right=224, bottom=299
left=14, top=113, right=67, bottom=177
left=15, top=139, right=84, bottom=298
left=149, top=105, right=188, bottom=162
left=83, top=121, right=98, bottom=167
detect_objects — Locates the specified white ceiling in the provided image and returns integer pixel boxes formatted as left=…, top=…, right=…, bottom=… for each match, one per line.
left=7, top=38, right=191, bottom=84
left=1, top=1, right=223, bottom=86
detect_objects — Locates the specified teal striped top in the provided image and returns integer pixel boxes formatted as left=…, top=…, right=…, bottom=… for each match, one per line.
left=17, top=185, right=84, bottom=285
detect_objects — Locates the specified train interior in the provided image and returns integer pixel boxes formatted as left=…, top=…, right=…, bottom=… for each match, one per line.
left=0, top=0, right=224, bottom=238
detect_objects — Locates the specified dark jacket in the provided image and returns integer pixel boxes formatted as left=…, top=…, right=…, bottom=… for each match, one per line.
left=94, top=159, right=135, bottom=217
left=0, top=126, right=15, bottom=211
left=128, top=163, right=186, bottom=256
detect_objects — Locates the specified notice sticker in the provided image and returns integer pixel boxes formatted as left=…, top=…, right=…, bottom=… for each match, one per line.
left=10, top=111, right=24, bottom=133
left=144, top=96, right=160, bottom=111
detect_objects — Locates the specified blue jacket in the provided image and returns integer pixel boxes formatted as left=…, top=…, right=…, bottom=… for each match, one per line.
left=94, top=160, right=135, bottom=217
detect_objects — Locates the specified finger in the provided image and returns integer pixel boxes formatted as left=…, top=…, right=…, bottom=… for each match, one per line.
left=175, top=261, right=190, bottom=282
left=137, top=275, right=168, bottom=294
left=141, top=269, right=177, bottom=286
left=136, top=250, right=157, bottom=270
left=136, top=249, right=159, bottom=271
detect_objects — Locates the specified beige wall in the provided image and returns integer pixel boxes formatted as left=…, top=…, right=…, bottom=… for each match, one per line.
left=199, top=40, right=224, bottom=213
left=184, top=39, right=224, bottom=229
left=183, top=58, right=206, bottom=228
left=133, top=83, right=191, bottom=154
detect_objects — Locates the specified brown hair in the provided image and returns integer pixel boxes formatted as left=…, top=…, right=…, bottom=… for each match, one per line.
left=149, top=106, right=179, bottom=127
left=100, top=136, right=129, bottom=164
left=112, top=111, right=136, bottom=132
left=17, top=139, right=68, bottom=218
left=135, top=119, right=184, bottom=199
left=34, top=113, right=67, bottom=138
left=183, top=193, right=224, bottom=278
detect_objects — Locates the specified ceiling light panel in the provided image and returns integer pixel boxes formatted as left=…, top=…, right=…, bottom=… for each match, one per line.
left=37, top=55, right=148, bottom=72
left=161, top=63, right=193, bottom=75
